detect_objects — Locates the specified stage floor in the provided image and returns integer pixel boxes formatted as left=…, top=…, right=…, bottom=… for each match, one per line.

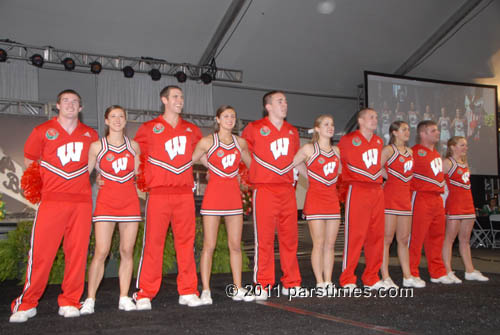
left=2, top=248, right=499, bottom=335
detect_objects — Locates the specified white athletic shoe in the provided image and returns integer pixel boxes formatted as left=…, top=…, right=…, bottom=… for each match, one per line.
left=118, top=296, right=136, bottom=311
left=232, top=287, right=255, bottom=302
left=315, top=283, right=327, bottom=297
left=430, top=275, right=453, bottom=284
left=383, top=277, right=399, bottom=289
left=200, top=290, right=213, bottom=305
left=58, top=306, right=80, bottom=318
left=447, top=271, right=462, bottom=284
left=281, top=286, right=305, bottom=297
left=253, top=288, right=268, bottom=301
left=402, top=276, right=426, bottom=288
left=9, top=308, right=37, bottom=323
left=465, top=270, right=489, bottom=282
left=364, top=280, right=388, bottom=291
left=135, top=298, right=152, bottom=311
left=324, top=282, right=336, bottom=296
left=80, top=298, right=95, bottom=315
left=179, top=294, right=203, bottom=307
left=342, top=283, right=357, bottom=293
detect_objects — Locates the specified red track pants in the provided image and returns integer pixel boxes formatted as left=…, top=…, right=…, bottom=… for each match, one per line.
left=340, top=183, right=384, bottom=287
left=409, top=191, right=447, bottom=278
left=252, top=184, right=301, bottom=289
left=11, top=200, right=92, bottom=312
left=135, top=193, right=198, bottom=299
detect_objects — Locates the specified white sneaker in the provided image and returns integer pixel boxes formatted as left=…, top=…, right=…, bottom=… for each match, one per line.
left=383, top=277, right=399, bottom=289
left=364, top=280, right=388, bottom=290
left=80, top=298, right=95, bottom=315
left=324, top=282, right=336, bottom=296
left=342, top=283, right=357, bottom=293
left=430, top=275, right=453, bottom=284
left=281, top=286, right=305, bottom=297
left=315, top=283, right=327, bottom=297
left=58, top=306, right=80, bottom=318
left=200, top=290, right=213, bottom=305
left=135, top=298, right=152, bottom=311
left=9, top=308, right=37, bottom=323
left=447, top=271, right=462, bottom=284
left=253, top=288, right=268, bottom=301
left=403, top=276, right=426, bottom=288
left=465, top=270, right=489, bottom=282
left=232, top=287, right=256, bottom=302
left=179, top=294, right=203, bottom=307
left=118, top=296, right=136, bottom=311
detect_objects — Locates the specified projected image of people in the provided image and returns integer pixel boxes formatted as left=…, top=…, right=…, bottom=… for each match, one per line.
left=367, top=73, right=498, bottom=175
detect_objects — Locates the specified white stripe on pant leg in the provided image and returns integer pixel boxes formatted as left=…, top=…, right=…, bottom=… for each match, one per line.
left=252, top=189, right=259, bottom=284
left=342, top=185, right=353, bottom=271
left=13, top=204, right=41, bottom=312
left=408, top=191, right=417, bottom=249
left=135, top=195, right=149, bottom=289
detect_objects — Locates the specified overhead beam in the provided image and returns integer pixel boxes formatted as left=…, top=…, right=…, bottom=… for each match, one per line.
left=198, top=0, right=247, bottom=66
left=395, top=0, right=484, bottom=75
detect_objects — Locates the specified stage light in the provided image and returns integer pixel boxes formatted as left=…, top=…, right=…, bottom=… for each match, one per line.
left=200, top=71, right=212, bottom=84
left=62, top=57, right=75, bottom=71
left=90, top=61, right=102, bottom=74
left=149, top=68, right=161, bottom=81
left=0, top=49, right=7, bottom=62
left=31, top=54, right=44, bottom=67
left=175, top=70, right=187, bottom=83
left=123, top=66, right=134, bottom=78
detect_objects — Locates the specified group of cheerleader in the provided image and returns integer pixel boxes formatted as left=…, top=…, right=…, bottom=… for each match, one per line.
left=84, top=104, right=488, bottom=313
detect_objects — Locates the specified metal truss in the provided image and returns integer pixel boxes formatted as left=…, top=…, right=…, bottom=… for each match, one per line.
left=0, top=98, right=49, bottom=117
left=0, top=41, right=243, bottom=83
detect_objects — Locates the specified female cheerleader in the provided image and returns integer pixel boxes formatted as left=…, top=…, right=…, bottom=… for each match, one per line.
left=192, top=105, right=253, bottom=304
left=81, top=106, right=141, bottom=314
left=293, top=115, right=341, bottom=295
left=442, top=136, right=488, bottom=283
left=380, top=121, right=423, bottom=288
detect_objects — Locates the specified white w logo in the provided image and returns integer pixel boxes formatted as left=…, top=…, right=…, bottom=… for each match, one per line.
left=112, top=157, right=128, bottom=174
left=57, top=142, right=83, bottom=166
left=430, top=158, right=443, bottom=176
left=165, top=136, right=186, bottom=160
left=403, top=160, right=413, bottom=174
left=323, top=162, right=336, bottom=176
left=362, top=149, right=378, bottom=169
left=221, top=154, right=236, bottom=169
left=462, top=171, right=470, bottom=184
left=270, top=138, right=289, bottom=160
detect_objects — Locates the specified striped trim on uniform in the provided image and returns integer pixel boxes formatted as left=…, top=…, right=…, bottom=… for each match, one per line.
left=408, top=191, right=418, bottom=248
left=40, top=161, right=88, bottom=180
left=303, top=213, right=341, bottom=220
left=413, top=173, right=446, bottom=188
left=307, top=170, right=338, bottom=186
left=252, top=189, right=259, bottom=284
left=342, top=185, right=353, bottom=271
left=92, top=215, right=142, bottom=222
left=12, top=204, right=40, bottom=312
left=200, top=209, right=243, bottom=216
left=253, top=153, right=294, bottom=176
left=99, top=170, right=135, bottom=183
left=135, top=196, right=149, bottom=290
left=384, top=209, right=412, bottom=216
left=346, top=163, right=382, bottom=181
left=148, top=156, right=192, bottom=174
left=447, top=214, right=476, bottom=220
left=387, top=167, right=413, bottom=183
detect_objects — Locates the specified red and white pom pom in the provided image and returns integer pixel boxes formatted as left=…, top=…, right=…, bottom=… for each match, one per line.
left=21, top=161, right=42, bottom=204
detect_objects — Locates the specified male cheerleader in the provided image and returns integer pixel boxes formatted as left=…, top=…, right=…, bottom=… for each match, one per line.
left=409, top=121, right=452, bottom=285
left=133, top=86, right=203, bottom=308
left=10, top=90, right=98, bottom=322
left=242, top=91, right=302, bottom=299
left=338, top=108, right=386, bottom=291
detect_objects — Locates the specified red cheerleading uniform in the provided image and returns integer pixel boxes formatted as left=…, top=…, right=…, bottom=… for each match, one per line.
left=303, top=142, right=341, bottom=220
left=242, top=117, right=301, bottom=289
left=133, top=116, right=202, bottom=299
left=338, top=130, right=384, bottom=287
left=200, top=133, right=243, bottom=216
left=409, top=144, right=447, bottom=279
left=384, top=145, right=413, bottom=216
left=445, top=157, right=475, bottom=220
left=93, top=136, right=141, bottom=222
left=12, top=117, right=98, bottom=313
